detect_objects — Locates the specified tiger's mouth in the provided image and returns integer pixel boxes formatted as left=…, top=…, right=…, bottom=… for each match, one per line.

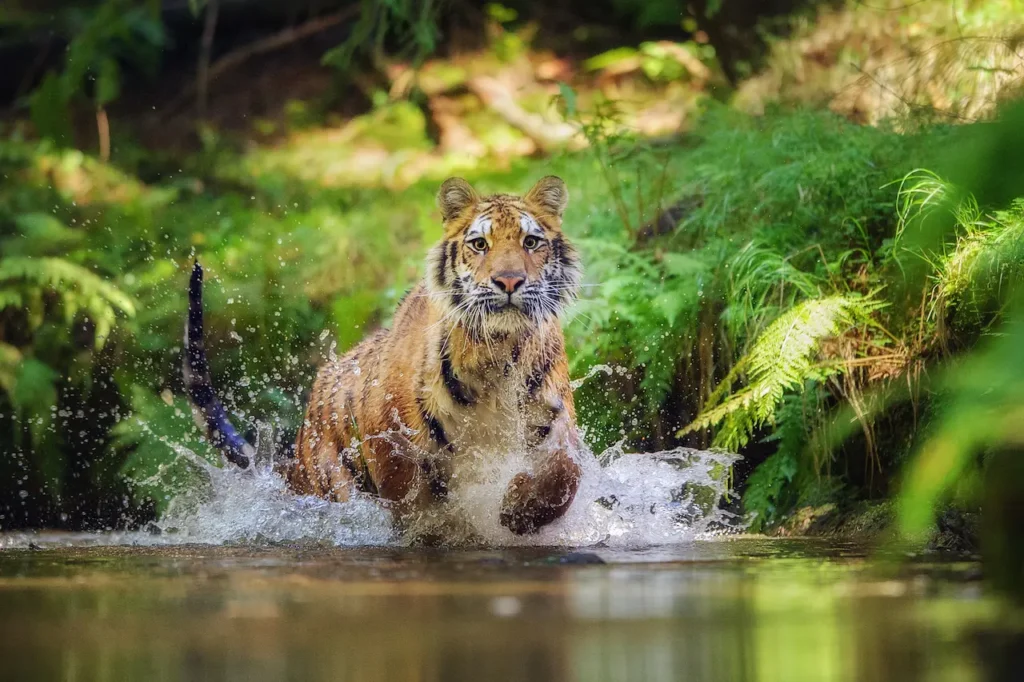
left=456, top=277, right=569, bottom=329
left=484, top=295, right=525, bottom=314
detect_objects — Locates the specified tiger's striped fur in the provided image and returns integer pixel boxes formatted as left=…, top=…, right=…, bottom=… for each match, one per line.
left=188, top=176, right=584, bottom=537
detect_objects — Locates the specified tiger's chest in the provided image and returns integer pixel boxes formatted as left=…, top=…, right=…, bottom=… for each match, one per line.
left=441, top=389, right=524, bottom=454
left=431, top=371, right=556, bottom=472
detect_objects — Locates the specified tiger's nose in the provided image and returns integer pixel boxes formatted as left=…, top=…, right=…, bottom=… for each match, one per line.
left=492, top=272, right=526, bottom=294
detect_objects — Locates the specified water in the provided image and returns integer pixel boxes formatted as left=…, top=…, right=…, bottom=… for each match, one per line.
left=99, top=422, right=743, bottom=547
left=0, top=385, right=1015, bottom=681
left=0, top=538, right=1013, bottom=682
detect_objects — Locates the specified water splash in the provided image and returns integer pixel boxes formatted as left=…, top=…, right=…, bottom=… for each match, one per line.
left=156, top=460, right=395, bottom=546
left=440, top=443, right=742, bottom=547
left=3, top=365, right=745, bottom=549
left=569, top=363, right=627, bottom=390
left=0, top=441, right=742, bottom=549
left=141, top=430, right=742, bottom=547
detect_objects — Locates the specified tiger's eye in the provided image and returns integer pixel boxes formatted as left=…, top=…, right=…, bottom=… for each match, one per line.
left=469, top=237, right=488, bottom=251
left=523, top=235, right=542, bottom=250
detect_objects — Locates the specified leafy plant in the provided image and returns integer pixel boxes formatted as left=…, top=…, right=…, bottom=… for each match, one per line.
left=893, top=169, right=1024, bottom=335
left=682, top=294, right=883, bottom=450
left=0, top=255, right=135, bottom=348
left=322, top=0, right=439, bottom=70
left=27, top=0, right=165, bottom=150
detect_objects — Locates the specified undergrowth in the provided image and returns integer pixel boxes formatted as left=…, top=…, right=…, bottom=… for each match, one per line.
left=2, top=98, right=1022, bottom=538
left=562, top=97, right=1024, bottom=535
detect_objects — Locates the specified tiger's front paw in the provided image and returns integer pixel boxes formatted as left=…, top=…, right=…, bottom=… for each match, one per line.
left=500, top=472, right=539, bottom=535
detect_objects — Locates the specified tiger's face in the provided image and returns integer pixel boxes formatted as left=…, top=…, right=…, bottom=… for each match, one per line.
left=427, top=176, right=582, bottom=336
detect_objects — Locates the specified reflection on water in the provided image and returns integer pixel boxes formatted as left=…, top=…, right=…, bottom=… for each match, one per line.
left=0, top=538, right=1013, bottom=682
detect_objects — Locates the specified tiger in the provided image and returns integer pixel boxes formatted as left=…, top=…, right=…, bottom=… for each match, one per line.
left=184, top=176, right=584, bottom=539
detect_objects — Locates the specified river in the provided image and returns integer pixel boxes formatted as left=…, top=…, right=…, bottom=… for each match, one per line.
left=0, top=535, right=1011, bottom=682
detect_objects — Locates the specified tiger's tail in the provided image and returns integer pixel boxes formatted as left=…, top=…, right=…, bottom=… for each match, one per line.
left=183, top=261, right=253, bottom=469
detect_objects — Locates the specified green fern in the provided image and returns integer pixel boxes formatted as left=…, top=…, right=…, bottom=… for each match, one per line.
left=681, top=294, right=883, bottom=450
left=0, top=250, right=134, bottom=495
left=894, top=169, right=1024, bottom=329
left=111, top=386, right=218, bottom=516
left=0, top=256, right=135, bottom=348
left=721, top=240, right=824, bottom=341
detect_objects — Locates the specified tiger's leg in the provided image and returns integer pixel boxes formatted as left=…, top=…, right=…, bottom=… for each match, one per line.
left=499, top=448, right=580, bottom=535
left=359, top=409, right=442, bottom=514
left=499, top=406, right=581, bottom=535
left=291, top=426, right=358, bottom=502
left=289, top=368, right=359, bottom=501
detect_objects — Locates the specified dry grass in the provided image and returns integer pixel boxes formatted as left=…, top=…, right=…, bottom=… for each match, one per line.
left=736, top=0, right=1024, bottom=124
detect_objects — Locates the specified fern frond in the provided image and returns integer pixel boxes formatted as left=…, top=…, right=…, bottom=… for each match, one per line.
left=722, top=241, right=824, bottom=340
left=681, top=294, right=882, bottom=450
left=0, top=256, right=135, bottom=347
left=930, top=199, right=1024, bottom=323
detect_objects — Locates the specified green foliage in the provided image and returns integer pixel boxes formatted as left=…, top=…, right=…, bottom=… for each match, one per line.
left=111, top=386, right=216, bottom=516
left=695, top=159, right=1024, bottom=530
left=0, top=130, right=432, bottom=526
left=0, top=256, right=135, bottom=347
left=685, top=294, right=882, bottom=451
left=0, top=204, right=137, bottom=506
left=721, top=241, right=823, bottom=340
left=322, top=0, right=439, bottom=69
left=28, top=75, right=74, bottom=146
left=9, top=359, right=61, bottom=489
left=742, top=449, right=797, bottom=532
left=563, top=104, right=933, bottom=452
left=584, top=42, right=714, bottom=83
left=27, top=0, right=164, bottom=142
left=560, top=98, right=1024, bottom=542
left=894, top=169, right=1024, bottom=333
left=610, top=0, right=687, bottom=29
left=898, top=299, right=1024, bottom=539
left=333, top=291, right=384, bottom=352
left=3, top=0, right=1023, bottom=543
left=889, top=145, right=1024, bottom=544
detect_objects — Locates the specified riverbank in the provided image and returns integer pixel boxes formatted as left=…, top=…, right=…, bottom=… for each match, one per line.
left=774, top=502, right=980, bottom=555
left=2, top=0, right=1024, bottom=545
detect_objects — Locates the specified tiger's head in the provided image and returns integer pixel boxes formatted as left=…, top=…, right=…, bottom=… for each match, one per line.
left=427, top=176, right=582, bottom=337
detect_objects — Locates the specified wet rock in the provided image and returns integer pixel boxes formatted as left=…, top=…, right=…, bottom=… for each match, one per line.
left=546, top=552, right=605, bottom=565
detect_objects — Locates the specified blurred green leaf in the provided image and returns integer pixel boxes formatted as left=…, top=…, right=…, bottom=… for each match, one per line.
left=95, top=57, right=121, bottom=106
left=28, top=73, right=72, bottom=146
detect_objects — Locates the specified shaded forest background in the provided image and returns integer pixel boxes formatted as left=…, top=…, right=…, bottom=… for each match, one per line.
left=1, top=0, right=1024, bottom=557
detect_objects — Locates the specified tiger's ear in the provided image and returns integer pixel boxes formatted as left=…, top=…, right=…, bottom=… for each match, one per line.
left=438, top=178, right=479, bottom=222
left=525, top=176, right=569, bottom=221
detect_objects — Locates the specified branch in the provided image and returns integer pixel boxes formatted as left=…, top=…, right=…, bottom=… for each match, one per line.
left=196, top=0, right=220, bottom=120
left=96, top=107, right=110, bottom=161
left=466, top=76, right=585, bottom=152
left=205, top=7, right=360, bottom=87
left=162, top=6, right=361, bottom=118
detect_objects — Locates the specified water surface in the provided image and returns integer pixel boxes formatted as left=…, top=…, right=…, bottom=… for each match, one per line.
left=0, top=536, right=1014, bottom=682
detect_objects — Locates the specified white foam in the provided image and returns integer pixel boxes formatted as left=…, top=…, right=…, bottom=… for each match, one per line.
left=139, top=430, right=744, bottom=547
left=156, top=459, right=395, bottom=546
left=6, top=365, right=745, bottom=548
left=0, top=441, right=742, bottom=549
